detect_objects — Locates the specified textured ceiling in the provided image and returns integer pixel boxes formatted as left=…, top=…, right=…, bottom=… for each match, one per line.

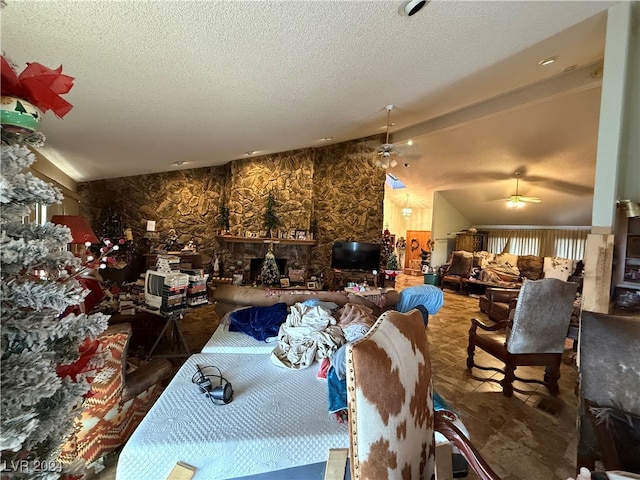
left=1, top=0, right=616, bottom=226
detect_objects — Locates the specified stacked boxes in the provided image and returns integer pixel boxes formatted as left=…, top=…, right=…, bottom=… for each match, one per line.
left=183, top=269, right=209, bottom=307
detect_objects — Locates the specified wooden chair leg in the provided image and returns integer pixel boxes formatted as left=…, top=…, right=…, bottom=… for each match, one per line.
left=466, top=341, right=476, bottom=370
left=544, top=360, right=561, bottom=396
left=501, top=364, right=515, bottom=397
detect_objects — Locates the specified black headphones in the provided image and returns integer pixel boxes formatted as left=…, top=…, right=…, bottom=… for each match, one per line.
left=192, top=365, right=233, bottom=405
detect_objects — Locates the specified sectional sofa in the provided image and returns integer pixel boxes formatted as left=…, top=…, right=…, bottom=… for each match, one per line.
left=439, top=250, right=578, bottom=294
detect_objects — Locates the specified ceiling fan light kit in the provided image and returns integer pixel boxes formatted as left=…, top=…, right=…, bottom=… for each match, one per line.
left=505, top=172, right=541, bottom=208
left=376, top=105, right=399, bottom=169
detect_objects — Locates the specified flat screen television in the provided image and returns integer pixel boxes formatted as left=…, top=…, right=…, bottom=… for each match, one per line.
left=331, top=241, right=381, bottom=272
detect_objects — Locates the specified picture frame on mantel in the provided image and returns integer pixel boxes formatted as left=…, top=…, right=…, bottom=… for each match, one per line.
left=280, top=277, right=290, bottom=288
left=295, top=229, right=307, bottom=240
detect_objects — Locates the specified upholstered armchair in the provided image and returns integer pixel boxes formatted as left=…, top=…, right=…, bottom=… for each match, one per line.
left=478, top=287, right=520, bottom=322
left=324, top=309, right=500, bottom=480
left=577, top=311, right=640, bottom=474
left=59, top=323, right=173, bottom=477
left=439, top=251, right=474, bottom=293
left=467, top=278, right=577, bottom=397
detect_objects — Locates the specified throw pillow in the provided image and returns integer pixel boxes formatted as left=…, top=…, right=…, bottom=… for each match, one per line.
left=493, top=252, right=520, bottom=274
left=447, top=251, right=473, bottom=277
left=543, top=257, right=575, bottom=281
left=517, top=255, right=544, bottom=280
left=473, top=251, right=495, bottom=269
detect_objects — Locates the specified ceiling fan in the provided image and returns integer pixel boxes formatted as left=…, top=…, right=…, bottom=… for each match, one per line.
left=503, top=172, right=541, bottom=208
left=375, top=104, right=398, bottom=169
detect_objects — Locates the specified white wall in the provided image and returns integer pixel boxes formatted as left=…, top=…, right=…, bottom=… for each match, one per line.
left=431, top=192, right=472, bottom=267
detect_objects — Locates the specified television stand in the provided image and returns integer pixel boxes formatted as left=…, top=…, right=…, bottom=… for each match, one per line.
left=331, top=269, right=380, bottom=290
left=139, top=307, right=191, bottom=360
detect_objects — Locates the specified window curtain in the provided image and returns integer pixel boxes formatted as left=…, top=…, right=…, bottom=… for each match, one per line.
left=486, top=229, right=588, bottom=260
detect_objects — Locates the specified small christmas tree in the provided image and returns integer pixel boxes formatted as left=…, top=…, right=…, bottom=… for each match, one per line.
left=262, top=190, right=280, bottom=238
left=386, top=251, right=399, bottom=271
left=260, top=249, right=280, bottom=285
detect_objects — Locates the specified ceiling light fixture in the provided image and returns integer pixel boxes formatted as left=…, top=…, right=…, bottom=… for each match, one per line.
left=321, top=137, right=333, bottom=141
left=538, top=56, right=557, bottom=66
left=244, top=151, right=255, bottom=156
left=404, top=0, right=428, bottom=16
left=402, top=194, right=412, bottom=218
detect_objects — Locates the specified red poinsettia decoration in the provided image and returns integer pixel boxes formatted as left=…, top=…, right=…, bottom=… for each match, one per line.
left=1, top=55, right=74, bottom=118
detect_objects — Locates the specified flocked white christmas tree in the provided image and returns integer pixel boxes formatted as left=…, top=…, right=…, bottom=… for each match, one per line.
left=0, top=135, right=109, bottom=478
left=260, top=249, right=281, bottom=285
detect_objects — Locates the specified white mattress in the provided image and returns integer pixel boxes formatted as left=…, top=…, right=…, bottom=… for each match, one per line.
left=116, top=353, right=348, bottom=480
left=201, top=324, right=276, bottom=354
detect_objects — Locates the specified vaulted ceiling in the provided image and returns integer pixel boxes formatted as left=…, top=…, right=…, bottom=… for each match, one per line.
left=1, top=0, right=617, bottom=226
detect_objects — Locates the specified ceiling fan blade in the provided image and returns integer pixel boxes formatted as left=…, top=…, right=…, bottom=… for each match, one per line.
left=518, top=196, right=542, bottom=203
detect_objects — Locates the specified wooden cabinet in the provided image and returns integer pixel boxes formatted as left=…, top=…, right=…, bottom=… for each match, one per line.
left=455, top=232, right=488, bottom=252
left=613, top=217, right=640, bottom=313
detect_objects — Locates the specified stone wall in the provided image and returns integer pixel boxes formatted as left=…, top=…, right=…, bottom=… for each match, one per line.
left=77, top=137, right=385, bottom=284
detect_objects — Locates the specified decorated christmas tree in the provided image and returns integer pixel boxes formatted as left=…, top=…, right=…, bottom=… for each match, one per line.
left=381, top=228, right=394, bottom=268
left=1, top=56, right=109, bottom=478
left=386, top=251, right=399, bottom=271
left=260, top=249, right=281, bottom=285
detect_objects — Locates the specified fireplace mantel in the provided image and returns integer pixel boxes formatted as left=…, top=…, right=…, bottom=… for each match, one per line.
left=215, top=235, right=317, bottom=246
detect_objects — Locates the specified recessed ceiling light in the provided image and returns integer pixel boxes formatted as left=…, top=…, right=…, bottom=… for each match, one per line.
left=321, top=137, right=333, bottom=141
left=538, top=56, right=557, bottom=66
left=407, top=140, right=413, bottom=146
left=172, top=161, right=185, bottom=166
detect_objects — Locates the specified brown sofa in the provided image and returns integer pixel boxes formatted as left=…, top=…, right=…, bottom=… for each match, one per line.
left=478, top=287, right=520, bottom=322
left=211, top=283, right=400, bottom=317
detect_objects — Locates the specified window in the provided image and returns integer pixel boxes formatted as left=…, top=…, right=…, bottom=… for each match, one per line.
left=486, top=228, right=588, bottom=260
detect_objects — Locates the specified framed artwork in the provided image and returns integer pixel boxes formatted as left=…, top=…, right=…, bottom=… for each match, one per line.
left=289, top=269, right=305, bottom=283
left=295, top=229, right=307, bottom=240
left=307, top=281, right=316, bottom=289
left=280, top=277, right=290, bottom=288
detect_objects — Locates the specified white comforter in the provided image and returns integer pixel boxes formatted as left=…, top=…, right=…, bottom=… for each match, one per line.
left=270, top=303, right=345, bottom=369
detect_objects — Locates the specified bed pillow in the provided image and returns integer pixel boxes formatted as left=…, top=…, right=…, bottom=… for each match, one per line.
left=447, top=251, right=473, bottom=277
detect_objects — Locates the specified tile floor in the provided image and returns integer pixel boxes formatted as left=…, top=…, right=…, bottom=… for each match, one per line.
left=91, top=274, right=579, bottom=479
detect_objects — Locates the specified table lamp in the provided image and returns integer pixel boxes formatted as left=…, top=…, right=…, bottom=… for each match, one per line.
left=51, top=215, right=100, bottom=256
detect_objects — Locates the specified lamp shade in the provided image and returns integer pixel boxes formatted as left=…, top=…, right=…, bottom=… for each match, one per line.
left=618, top=199, right=640, bottom=219
left=51, top=215, right=99, bottom=244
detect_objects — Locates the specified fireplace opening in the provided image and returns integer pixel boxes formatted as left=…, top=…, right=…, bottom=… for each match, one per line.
left=249, top=258, right=287, bottom=284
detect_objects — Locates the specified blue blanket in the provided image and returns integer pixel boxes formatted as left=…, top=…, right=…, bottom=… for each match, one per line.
left=228, top=302, right=288, bottom=341
left=396, top=285, right=444, bottom=315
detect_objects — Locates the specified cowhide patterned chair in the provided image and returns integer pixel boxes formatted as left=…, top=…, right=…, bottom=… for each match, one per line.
left=467, top=278, right=578, bottom=397
left=324, top=309, right=500, bottom=480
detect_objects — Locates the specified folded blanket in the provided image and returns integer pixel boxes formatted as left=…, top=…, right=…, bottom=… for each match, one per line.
left=228, top=302, right=288, bottom=341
